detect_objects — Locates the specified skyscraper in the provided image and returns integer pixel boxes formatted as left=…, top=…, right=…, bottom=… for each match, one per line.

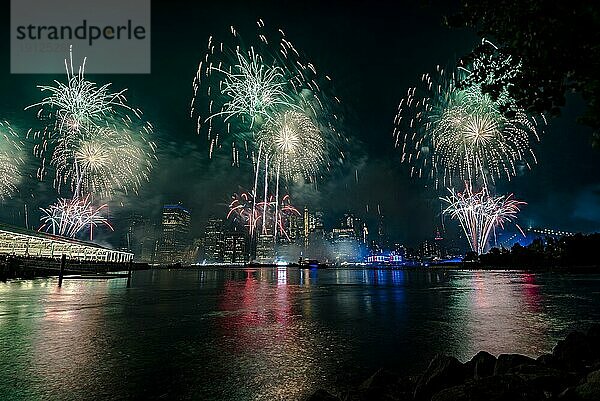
left=332, top=226, right=359, bottom=263
left=255, top=233, right=275, bottom=263
left=121, top=213, right=150, bottom=262
left=377, top=209, right=388, bottom=252
left=341, top=213, right=355, bottom=230
left=303, top=207, right=311, bottom=249
left=223, top=227, right=247, bottom=264
left=140, top=222, right=158, bottom=263
left=156, top=203, right=191, bottom=264
left=204, top=217, right=224, bottom=263
left=287, top=213, right=303, bottom=244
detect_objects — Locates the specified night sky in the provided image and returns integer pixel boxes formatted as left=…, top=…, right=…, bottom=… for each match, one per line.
left=0, top=0, right=598, bottom=247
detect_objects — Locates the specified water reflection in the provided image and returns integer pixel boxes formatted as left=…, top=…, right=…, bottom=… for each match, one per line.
left=215, top=268, right=342, bottom=400
left=446, top=271, right=554, bottom=359
left=0, top=278, right=127, bottom=399
left=32, top=282, right=114, bottom=398
left=522, top=273, right=542, bottom=313
left=1, top=269, right=599, bottom=400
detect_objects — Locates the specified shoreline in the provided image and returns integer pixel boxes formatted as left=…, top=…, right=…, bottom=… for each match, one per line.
left=0, top=255, right=149, bottom=282
left=310, top=325, right=600, bottom=401
left=2, top=259, right=599, bottom=282
left=151, top=263, right=600, bottom=273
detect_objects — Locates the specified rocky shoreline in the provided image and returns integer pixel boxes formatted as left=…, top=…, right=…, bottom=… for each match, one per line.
left=309, top=325, right=600, bottom=401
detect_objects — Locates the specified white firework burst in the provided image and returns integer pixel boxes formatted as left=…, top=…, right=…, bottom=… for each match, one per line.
left=39, top=195, right=113, bottom=240
left=441, top=185, right=525, bottom=255
left=0, top=121, right=24, bottom=200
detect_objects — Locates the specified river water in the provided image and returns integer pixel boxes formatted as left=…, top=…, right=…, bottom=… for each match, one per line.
left=1, top=268, right=600, bottom=400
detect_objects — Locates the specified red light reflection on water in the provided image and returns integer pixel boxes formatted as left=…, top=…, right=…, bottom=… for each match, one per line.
left=217, top=269, right=292, bottom=350
left=215, top=268, right=323, bottom=400
left=473, top=272, right=489, bottom=308
left=522, top=273, right=542, bottom=313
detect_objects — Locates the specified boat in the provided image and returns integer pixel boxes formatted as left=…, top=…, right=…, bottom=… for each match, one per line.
left=298, top=258, right=329, bottom=269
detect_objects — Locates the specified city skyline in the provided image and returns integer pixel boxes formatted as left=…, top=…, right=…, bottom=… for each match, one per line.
left=0, top=0, right=598, bottom=252
left=135, top=201, right=535, bottom=265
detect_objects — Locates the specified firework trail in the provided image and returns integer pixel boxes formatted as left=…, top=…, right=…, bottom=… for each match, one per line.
left=0, top=121, right=25, bottom=200
left=227, top=191, right=300, bottom=240
left=27, top=47, right=157, bottom=198
left=39, top=195, right=113, bottom=240
left=441, top=185, right=525, bottom=255
left=394, top=41, right=543, bottom=188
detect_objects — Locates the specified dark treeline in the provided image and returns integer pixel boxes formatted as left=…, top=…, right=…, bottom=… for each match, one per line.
left=474, top=233, right=600, bottom=268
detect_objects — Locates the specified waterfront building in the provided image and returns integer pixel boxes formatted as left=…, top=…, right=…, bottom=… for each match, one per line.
left=223, top=228, right=247, bottom=264
left=256, top=233, right=275, bottom=263
left=140, top=222, right=158, bottom=264
left=122, top=213, right=155, bottom=263
left=0, top=223, right=132, bottom=262
left=156, top=203, right=191, bottom=264
left=204, top=217, right=224, bottom=263
left=332, top=227, right=359, bottom=263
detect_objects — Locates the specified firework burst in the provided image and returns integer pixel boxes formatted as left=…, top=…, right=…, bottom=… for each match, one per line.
left=394, top=46, right=543, bottom=187
left=52, top=120, right=156, bottom=198
left=39, top=195, right=113, bottom=240
left=206, top=48, right=299, bottom=130
left=227, top=191, right=300, bottom=239
left=191, top=20, right=342, bottom=168
left=26, top=47, right=130, bottom=143
left=27, top=47, right=156, bottom=198
left=194, top=21, right=343, bottom=243
left=0, top=121, right=25, bottom=200
left=441, top=185, right=525, bottom=255
left=255, top=110, right=325, bottom=182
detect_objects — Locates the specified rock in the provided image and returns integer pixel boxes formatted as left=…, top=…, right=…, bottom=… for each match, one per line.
left=355, top=369, right=416, bottom=401
left=494, top=354, right=537, bottom=376
left=586, top=324, right=600, bottom=361
left=431, top=385, right=468, bottom=401
left=587, top=369, right=600, bottom=383
left=574, top=369, right=600, bottom=401
left=574, top=381, right=600, bottom=400
left=509, top=363, right=577, bottom=396
left=470, top=351, right=497, bottom=380
left=557, top=386, right=576, bottom=400
left=307, top=389, right=341, bottom=401
left=552, top=331, right=593, bottom=372
left=465, top=374, right=545, bottom=401
left=586, top=324, right=600, bottom=341
left=340, top=328, right=600, bottom=401
left=414, top=354, right=467, bottom=400
left=359, top=368, right=399, bottom=390
left=536, top=354, right=555, bottom=366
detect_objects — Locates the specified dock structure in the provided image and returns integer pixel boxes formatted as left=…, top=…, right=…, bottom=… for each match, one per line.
left=0, top=223, right=133, bottom=263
